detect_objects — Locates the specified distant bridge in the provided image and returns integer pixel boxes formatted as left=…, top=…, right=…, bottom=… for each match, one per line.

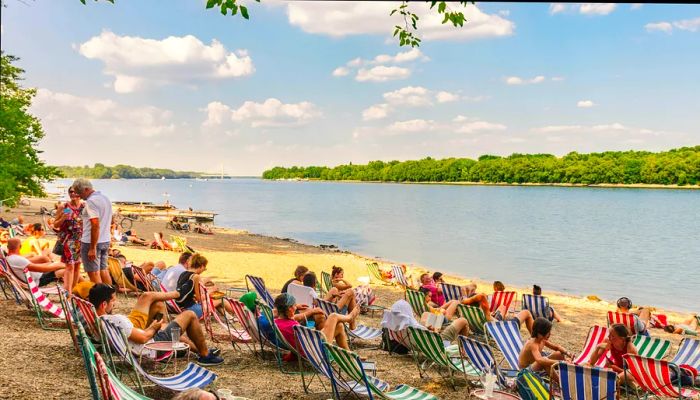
left=199, top=174, right=237, bottom=179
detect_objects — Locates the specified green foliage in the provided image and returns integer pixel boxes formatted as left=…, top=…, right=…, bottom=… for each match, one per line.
left=262, top=147, right=700, bottom=186
left=0, top=53, right=62, bottom=207
left=205, top=0, right=258, bottom=20
left=58, top=164, right=203, bottom=179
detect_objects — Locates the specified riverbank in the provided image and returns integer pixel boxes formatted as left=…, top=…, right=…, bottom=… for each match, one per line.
left=0, top=199, right=694, bottom=399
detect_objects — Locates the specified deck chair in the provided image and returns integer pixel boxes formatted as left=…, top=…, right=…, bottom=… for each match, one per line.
left=245, top=275, right=275, bottom=308
left=56, top=285, right=80, bottom=354
left=288, top=283, right=317, bottom=307
left=458, top=304, right=488, bottom=337
left=516, top=368, right=550, bottom=400
left=522, top=294, right=552, bottom=320
left=490, top=291, right=517, bottom=314
left=76, top=321, right=129, bottom=400
left=634, top=335, right=672, bottom=360
left=22, top=267, right=66, bottom=330
left=100, top=318, right=217, bottom=392
left=672, top=338, right=700, bottom=370
left=405, top=288, right=428, bottom=317
left=94, top=350, right=152, bottom=400
left=572, top=325, right=609, bottom=367
left=224, top=297, right=267, bottom=357
left=485, top=320, right=523, bottom=372
left=367, top=262, right=393, bottom=286
left=73, top=296, right=108, bottom=343
left=441, top=282, right=463, bottom=303
left=292, top=325, right=338, bottom=394
left=623, top=354, right=700, bottom=399
left=258, top=302, right=304, bottom=374
left=407, top=326, right=479, bottom=388
left=199, top=284, right=252, bottom=348
left=170, top=235, right=194, bottom=253
left=324, top=342, right=438, bottom=399
left=321, top=271, right=333, bottom=294
left=108, top=257, right=139, bottom=295
left=131, top=265, right=155, bottom=292
left=552, top=362, right=617, bottom=400
left=314, top=298, right=382, bottom=342
left=152, top=279, right=184, bottom=316
left=391, top=265, right=410, bottom=290
left=607, top=311, right=637, bottom=335
left=458, top=335, right=512, bottom=390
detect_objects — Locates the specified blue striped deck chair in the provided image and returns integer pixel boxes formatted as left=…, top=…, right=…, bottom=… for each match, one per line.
left=522, top=294, right=552, bottom=321
left=324, top=342, right=438, bottom=399
left=293, top=325, right=339, bottom=396
left=100, top=318, right=217, bottom=392
left=440, top=282, right=463, bottom=303
left=485, top=320, right=523, bottom=372
left=633, top=335, right=672, bottom=360
left=245, top=275, right=275, bottom=308
left=517, top=369, right=550, bottom=400
left=553, top=362, right=617, bottom=400
left=458, top=304, right=488, bottom=337
left=458, top=335, right=513, bottom=390
left=407, top=326, right=479, bottom=388
left=672, top=338, right=700, bottom=370
left=391, top=265, right=409, bottom=290
left=314, top=298, right=382, bottom=342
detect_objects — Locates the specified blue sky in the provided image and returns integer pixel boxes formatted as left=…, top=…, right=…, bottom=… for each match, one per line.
left=2, top=1, right=699, bottom=175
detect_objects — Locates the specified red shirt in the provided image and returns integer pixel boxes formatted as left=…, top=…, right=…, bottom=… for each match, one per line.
left=274, top=318, right=302, bottom=358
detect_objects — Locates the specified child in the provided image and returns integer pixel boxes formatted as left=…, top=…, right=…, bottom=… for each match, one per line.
left=588, top=323, right=638, bottom=383
left=533, top=284, right=562, bottom=322
left=518, top=318, right=570, bottom=373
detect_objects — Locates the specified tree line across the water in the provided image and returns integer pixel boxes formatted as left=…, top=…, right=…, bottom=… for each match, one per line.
left=262, top=146, right=700, bottom=186
left=58, top=164, right=203, bottom=179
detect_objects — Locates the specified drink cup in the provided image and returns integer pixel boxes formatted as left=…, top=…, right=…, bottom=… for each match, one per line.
left=171, top=326, right=180, bottom=347
left=485, top=373, right=496, bottom=397
left=217, top=389, right=232, bottom=399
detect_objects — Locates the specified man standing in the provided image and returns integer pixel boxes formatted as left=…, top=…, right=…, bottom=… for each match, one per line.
left=71, top=178, right=113, bottom=285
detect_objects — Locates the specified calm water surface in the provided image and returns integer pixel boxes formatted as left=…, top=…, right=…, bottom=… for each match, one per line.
left=49, top=179, right=699, bottom=311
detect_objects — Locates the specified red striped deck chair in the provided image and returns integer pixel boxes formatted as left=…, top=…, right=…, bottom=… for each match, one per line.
left=573, top=325, right=609, bottom=367
left=23, top=268, right=65, bottom=326
left=155, top=280, right=184, bottom=315
left=224, top=297, right=265, bottom=356
left=130, top=265, right=155, bottom=292
left=490, top=291, right=517, bottom=314
left=94, top=351, right=151, bottom=400
left=623, top=354, right=700, bottom=399
left=607, top=311, right=637, bottom=335
left=72, top=295, right=108, bottom=345
left=199, top=284, right=252, bottom=348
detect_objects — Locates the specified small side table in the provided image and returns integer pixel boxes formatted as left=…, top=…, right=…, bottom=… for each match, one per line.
left=471, top=389, right=520, bottom=400
left=141, top=341, right=190, bottom=374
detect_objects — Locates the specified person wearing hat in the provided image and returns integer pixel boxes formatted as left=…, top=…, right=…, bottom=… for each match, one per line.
left=617, top=297, right=651, bottom=336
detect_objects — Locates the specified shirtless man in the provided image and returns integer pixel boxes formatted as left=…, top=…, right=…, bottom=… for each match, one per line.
left=518, top=318, right=571, bottom=375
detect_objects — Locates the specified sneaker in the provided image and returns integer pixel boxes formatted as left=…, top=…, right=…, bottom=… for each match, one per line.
left=209, top=347, right=221, bottom=357
left=197, top=353, right=224, bottom=366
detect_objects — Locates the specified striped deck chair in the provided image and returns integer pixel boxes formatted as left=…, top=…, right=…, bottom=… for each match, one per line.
left=623, top=354, right=700, bottom=399
left=224, top=297, right=268, bottom=357
left=153, top=279, right=184, bottom=316
left=458, top=336, right=512, bottom=390
left=553, top=362, right=617, bottom=400
left=407, top=326, right=479, bottom=388
left=131, top=265, right=155, bottom=292
left=245, top=275, right=275, bottom=308
left=522, top=294, right=552, bottom=320
left=634, top=335, right=672, bottom=360
left=458, top=304, right=488, bottom=337
left=199, top=284, right=252, bottom=348
left=321, top=271, right=332, bottom=294
left=23, top=267, right=65, bottom=329
left=392, top=265, right=409, bottom=290
left=101, top=318, right=217, bottom=392
left=314, top=298, right=382, bottom=342
left=672, top=338, right=700, bottom=370
left=56, top=285, right=80, bottom=354
left=406, top=288, right=429, bottom=317
left=441, top=282, right=463, bottom=303
left=517, top=369, right=550, bottom=400
left=485, top=320, right=523, bottom=371
left=573, top=325, right=609, bottom=367
left=324, top=342, right=438, bottom=399
left=76, top=322, right=128, bottom=400
left=0, top=259, right=31, bottom=307
left=292, top=325, right=337, bottom=394
left=490, top=291, right=517, bottom=314
left=95, top=351, right=152, bottom=400
left=170, top=235, right=194, bottom=253
left=607, top=311, right=637, bottom=335
left=367, top=262, right=393, bottom=286
left=258, top=302, right=303, bottom=373
left=73, top=296, right=108, bottom=344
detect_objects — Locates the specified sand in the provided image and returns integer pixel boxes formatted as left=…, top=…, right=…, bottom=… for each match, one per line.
left=0, top=198, right=693, bottom=399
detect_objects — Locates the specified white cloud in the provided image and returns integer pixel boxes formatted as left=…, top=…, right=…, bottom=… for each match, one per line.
left=532, top=125, right=583, bottom=133
left=32, top=88, right=175, bottom=137
left=498, top=10, right=510, bottom=17
left=356, top=66, right=411, bottom=82
left=436, top=91, right=460, bottom=103
left=78, top=31, right=254, bottom=93
left=286, top=2, right=514, bottom=41
left=532, top=123, right=628, bottom=134
left=387, top=119, right=436, bottom=133
left=230, top=98, right=321, bottom=128
left=631, top=4, right=643, bottom=10
left=592, top=123, right=627, bottom=131
left=332, top=67, right=350, bottom=77
left=504, top=75, right=547, bottom=85
left=645, top=22, right=673, bottom=33
left=453, top=117, right=507, bottom=134
left=362, top=104, right=390, bottom=121
left=549, top=4, right=567, bottom=15
left=674, top=17, right=700, bottom=32
left=551, top=76, right=566, bottom=82
left=550, top=3, right=616, bottom=16
left=383, top=86, right=432, bottom=106
left=202, top=101, right=232, bottom=128
left=577, top=100, right=596, bottom=108
left=645, top=18, right=700, bottom=34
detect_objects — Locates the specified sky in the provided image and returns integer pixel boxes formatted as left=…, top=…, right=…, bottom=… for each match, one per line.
left=2, top=1, right=699, bottom=176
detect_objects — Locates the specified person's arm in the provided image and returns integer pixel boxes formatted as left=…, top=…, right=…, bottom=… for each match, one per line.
left=88, top=218, right=99, bottom=260
left=332, top=279, right=352, bottom=290
left=586, top=344, right=606, bottom=366
left=27, top=261, right=66, bottom=273
left=192, top=274, right=202, bottom=302
left=128, top=319, right=163, bottom=344
left=53, top=211, right=66, bottom=230
left=531, top=346, right=558, bottom=370
left=544, top=339, right=568, bottom=355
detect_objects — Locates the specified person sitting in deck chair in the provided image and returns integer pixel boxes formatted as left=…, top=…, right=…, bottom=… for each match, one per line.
left=6, top=238, right=66, bottom=287
left=89, top=283, right=224, bottom=366
left=152, top=232, right=174, bottom=250
left=518, top=318, right=572, bottom=375
left=281, top=265, right=308, bottom=293
left=663, top=314, right=699, bottom=336
left=587, top=323, right=638, bottom=383
left=19, top=223, right=50, bottom=257
left=382, top=299, right=471, bottom=345
left=331, top=266, right=376, bottom=310
left=303, top=271, right=359, bottom=329
left=616, top=297, right=651, bottom=336
left=161, top=252, right=193, bottom=292
left=175, top=253, right=233, bottom=318
left=533, top=284, right=562, bottom=322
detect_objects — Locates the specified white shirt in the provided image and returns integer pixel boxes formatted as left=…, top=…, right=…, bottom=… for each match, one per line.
left=81, top=191, right=112, bottom=244
left=160, top=264, right=186, bottom=292
left=7, top=254, right=42, bottom=284
left=102, top=314, right=154, bottom=357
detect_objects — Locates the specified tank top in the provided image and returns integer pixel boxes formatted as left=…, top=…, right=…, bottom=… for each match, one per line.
left=175, top=271, right=196, bottom=309
left=606, top=344, right=627, bottom=368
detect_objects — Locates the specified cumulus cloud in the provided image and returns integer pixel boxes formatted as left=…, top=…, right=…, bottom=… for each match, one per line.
left=504, top=75, right=548, bottom=85
left=362, top=104, right=391, bottom=121
left=287, top=2, right=514, bottom=41
left=645, top=22, right=673, bottom=33
left=647, top=17, right=700, bottom=33
left=550, top=3, right=616, bottom=16
left=333, top=48, right=428, bottom=82
left=387, top=119, right=437, bottom=133
left=436, top=91, right=461, bottom=103
left=78, top=31, right=254, bottom=93
left=453, top=117, right=507, bottom=134
left=361, top=86, right=466, bottom=120
left=383, top=86, right=433, bottom=106
left=577, top=100, right=596, bottom=108
left=532, top=123, right=629, bottom=134
left=549, top=3, right=567, bottom=15
left=203, top=98, right=321, bottom=128
left=356, top=66, right=411, bottom=82
left=332, top=67, right=350, bottom=77
left=31, top=88, right=175, bottom=137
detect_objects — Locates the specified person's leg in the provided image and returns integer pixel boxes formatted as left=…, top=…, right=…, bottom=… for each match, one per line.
left=442, top=300, right=461, bottom=320
left=451, top=317, right=470, bottom=337
left=97, top=243, right=112, bottom=286
left=514, top=310, right=535, bottom=334
left=81, top=243, right=102, bottom=284
left=325, top=287, right=340, bottom=302
left=336, top=290, right=356, bottom=313
left=26, top=255, right=51, bottom=263
left=174, top=311, right=209, bottom=356
left=132, top=291, right=179, bottom=317
left=62, top=262, right=74, bottom=293
left=321, top=313, right=353, bottom=350
left=462, top=293, right=491, bottom=318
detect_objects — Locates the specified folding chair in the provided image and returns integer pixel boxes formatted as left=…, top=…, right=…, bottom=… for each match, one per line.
left=199, top=283, right=252, bottom=349
left=245, top=275, right=275, bottom=308
left=671, top=338, right=700, bottom=370
left=623, top=354, right=700, bottom=399
left=440, top=282, right=463, bottom=303
left=490, top=291, right=517, bottom=314
left=458, top=304, right=489, bottom=337
left=366, top=262, right=393, bottom=286
left=552, top=362, right=617, bottom=400
left=458, top=335, right=513, bottom=390
left=485, top=320, right=523, bottom=372
left=607, top=311, right=637, bottom=335
left=405, top=289, right=428, bottom=317
left=633, top=335, right=672, bottom=360
left=314, top=298, right=382, bottom=343
left=407, top=326, right=479, bottom=388
left=572, top=325, right=609, bottom=367
left=522, top=294, right=552, bottom=320
left=391, top=265, right=410, bottom=290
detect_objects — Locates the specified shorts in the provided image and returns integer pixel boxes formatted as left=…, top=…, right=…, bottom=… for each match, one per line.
left=81, top=242, right=110, bottom=273
left=187, top=303, right=203, bottom=318
left=127, top=310, right=149, bottom=330
left=38, top=271, right=57, bottom=287
left=153, top=321, right=182, bottom=342
left=440, top=322, right=460, bottom=344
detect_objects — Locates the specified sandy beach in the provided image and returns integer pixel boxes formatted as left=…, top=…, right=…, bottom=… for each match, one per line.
left=0, top=198, right=693, bottom=399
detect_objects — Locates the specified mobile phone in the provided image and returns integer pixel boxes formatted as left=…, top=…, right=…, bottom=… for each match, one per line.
left=153, top=312, right=163, bottom=321
left=63, top=208, right=71, bottom=214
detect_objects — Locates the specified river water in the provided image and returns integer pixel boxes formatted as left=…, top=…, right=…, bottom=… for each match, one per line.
left=47, top=178, right=699, bottom=312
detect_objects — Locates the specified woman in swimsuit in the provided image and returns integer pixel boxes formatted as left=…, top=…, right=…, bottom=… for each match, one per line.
left=588, top=323, right=638, bottom=383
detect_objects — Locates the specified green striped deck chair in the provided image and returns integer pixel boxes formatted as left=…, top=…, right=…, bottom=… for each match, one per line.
left=367, top=262, right=392, bottom=286
left=324, top=342, right=438, bottom=399
left=321, top=271, right=333, bottom=294
left=633, top=335, right=672, bottom=360
left=458, top=304, right=488, bottom=337
left=259, top=302, right=306, bottom=375
left=516, top=368, right=550, bottom=400
left=170, top=235, right=194, bottom=253
left=407, top=326, right=479, bottom=388
left=405, top=289, right=428, bottom=317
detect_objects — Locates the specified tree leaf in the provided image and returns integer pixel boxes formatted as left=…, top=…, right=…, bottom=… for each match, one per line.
left=206, top=0, right=218, bottom=10
left=240, top=5, right=248, bottom=19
